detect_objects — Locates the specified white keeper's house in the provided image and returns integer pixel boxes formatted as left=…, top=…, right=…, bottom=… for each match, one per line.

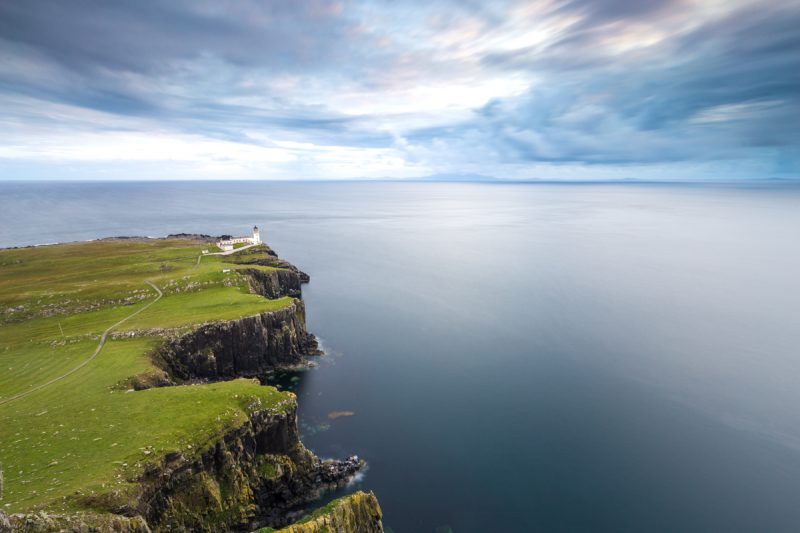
left=216, top=225, right=261, bottom=252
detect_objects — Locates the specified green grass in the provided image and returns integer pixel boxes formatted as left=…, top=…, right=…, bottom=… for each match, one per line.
left=231, top=264, right=280, bottom=273
left=0, top=341, right=101, bottom=400
left=119, top=289, right=293, bottom=331
left=0, top=239, right=297, bottom=512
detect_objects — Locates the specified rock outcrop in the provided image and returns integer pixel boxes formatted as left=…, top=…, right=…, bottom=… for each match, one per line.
left=242, top=268, right=304, bottom=299
left=0, top=511, right=11, bottom=532
left=224, top=245, right=310, bottom=284
left=3, top=405, right=364, bottom=533
left=132, top=403, right=362, bottom=531
left=154, top=301, right=320, bottom=382
left=274, top=492, right=383, bottom=533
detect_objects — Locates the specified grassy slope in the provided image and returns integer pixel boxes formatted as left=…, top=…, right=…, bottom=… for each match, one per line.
left=0, top=239, right=296, bottom=513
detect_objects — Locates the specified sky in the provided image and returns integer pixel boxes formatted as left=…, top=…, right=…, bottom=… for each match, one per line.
left=0, top=0, right=798, bottom=181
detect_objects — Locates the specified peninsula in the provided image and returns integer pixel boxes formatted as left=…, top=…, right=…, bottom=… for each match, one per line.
left=0, top=232, right=383, bottom=532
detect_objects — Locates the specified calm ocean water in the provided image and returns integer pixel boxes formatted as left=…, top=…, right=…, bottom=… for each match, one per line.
left=2, top=180, right=800, bottom=532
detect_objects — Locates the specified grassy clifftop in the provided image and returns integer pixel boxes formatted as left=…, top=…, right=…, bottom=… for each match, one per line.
left=0, top=238, right=297, bottom=514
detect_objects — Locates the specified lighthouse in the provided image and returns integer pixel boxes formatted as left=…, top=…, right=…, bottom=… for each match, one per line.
left=253, top=225, right=261, bottom=244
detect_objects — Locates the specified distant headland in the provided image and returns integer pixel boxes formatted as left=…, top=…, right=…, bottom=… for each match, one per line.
left=0, top=230, right=383, bottom=532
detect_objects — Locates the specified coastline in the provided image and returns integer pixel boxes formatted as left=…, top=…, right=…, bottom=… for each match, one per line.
left=0, top=236, right=383, bottom=532
left=0, top=233, right=218, bottom=251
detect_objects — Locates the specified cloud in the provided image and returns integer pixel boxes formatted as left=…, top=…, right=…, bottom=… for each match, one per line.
left=0, top=0, right=797, bottom=180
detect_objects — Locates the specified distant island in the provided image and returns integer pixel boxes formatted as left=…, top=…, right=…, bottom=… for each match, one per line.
left=0, top=232, right=383, bottom=532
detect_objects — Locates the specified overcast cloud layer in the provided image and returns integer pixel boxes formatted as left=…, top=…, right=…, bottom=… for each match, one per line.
left=0, top=0, right=798, bottom=180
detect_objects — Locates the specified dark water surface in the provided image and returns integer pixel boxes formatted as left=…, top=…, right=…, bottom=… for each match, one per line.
left=2, top=181, right=800, bottom=532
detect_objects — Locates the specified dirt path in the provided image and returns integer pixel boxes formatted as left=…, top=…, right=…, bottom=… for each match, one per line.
left=0, top=281, right=163, bottom=407
left=205, top=243, right=258, bottom=256
left=195, top=242, right=256, bottom=268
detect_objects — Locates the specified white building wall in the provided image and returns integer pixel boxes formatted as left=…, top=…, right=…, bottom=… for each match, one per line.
left=216, top=227, right=262, bottom=250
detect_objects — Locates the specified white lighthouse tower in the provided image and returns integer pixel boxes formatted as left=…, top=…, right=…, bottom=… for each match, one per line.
left=252, top=225, right=261, bottom=244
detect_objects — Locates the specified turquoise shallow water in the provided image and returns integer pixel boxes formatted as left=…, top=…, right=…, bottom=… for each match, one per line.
left=2, top=181, right=800, bottom=532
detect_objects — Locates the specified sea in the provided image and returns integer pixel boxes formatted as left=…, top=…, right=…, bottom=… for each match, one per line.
left=1, top=180, right=799, bottom=532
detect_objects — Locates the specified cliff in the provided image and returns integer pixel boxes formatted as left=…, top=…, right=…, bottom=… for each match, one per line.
left=153, top=300, right=320, bottom=382
left=0, top=240, right=382, bottom=533
left=2, top=403, right=364, bottom=532
left=110, top=256, right=368, bottom=531
left=273, top=492, right=383, bottom=533
left=133, top=401, right=362, bottom=531
left=242, top=268, right=305, bottom=299
left=224, top=245, right=310, bottom=285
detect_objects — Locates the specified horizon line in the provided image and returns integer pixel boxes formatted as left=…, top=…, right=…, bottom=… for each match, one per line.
left=0, top=177, right=798, bottom=184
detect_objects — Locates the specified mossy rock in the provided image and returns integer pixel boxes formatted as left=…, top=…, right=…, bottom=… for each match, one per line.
left=276, top=491, right=384, bottom=533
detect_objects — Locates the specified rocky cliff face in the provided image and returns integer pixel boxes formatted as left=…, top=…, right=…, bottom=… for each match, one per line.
left=274, top=492, right=383, bottom=533
left=225, top=246, right=310, bottom=285
left=242, top=268, right=305, bottom=299
left=132, top=405, right=362, bottom=532
left=2, top=406, right=363, bottom=533
left=116, top=257, right=368, bottom=531
left=154, top=300, right=320, bottom=382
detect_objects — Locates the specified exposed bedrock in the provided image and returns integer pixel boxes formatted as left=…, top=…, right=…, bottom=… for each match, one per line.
left=132, top=408, right=363, bottom=532
left=275, top=491, right=383, bottom=533
left=228, top=245, right=311, bottom=285
left=154, top=301, right=321, bottom=382
left=3, top=408, right=364, bottom=532
left=243, top=268, right=305, bottom=299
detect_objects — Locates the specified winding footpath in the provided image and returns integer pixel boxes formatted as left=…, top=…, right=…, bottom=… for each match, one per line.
left=0, top=280, right=163, bottom=407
